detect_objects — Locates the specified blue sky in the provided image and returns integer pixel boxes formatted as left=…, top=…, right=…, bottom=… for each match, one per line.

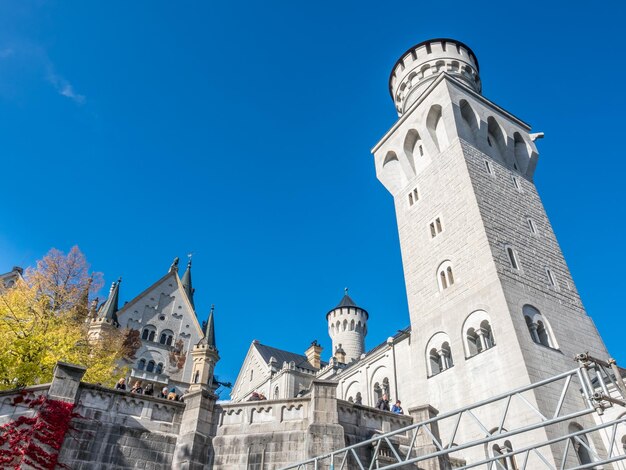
left=1, top=1, right=625, bottom=389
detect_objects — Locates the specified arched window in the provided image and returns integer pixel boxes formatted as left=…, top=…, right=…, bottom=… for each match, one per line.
left=159, top=330, right=174, bottom=346
left=568, top=423, right=595, bottom=465
left=147, top=360, right=155, bottom=373
left=621, top=435, right=626, bottom=454
left=137, top=359, right=146, bottom=371
left=404, top=129, right=425, bottom=169
left=492, top=441, right=517, bottom=469
left=513, top=133, right=530, bottom=174
left=426, top=104, right=448, bottom=152
left=381, top=150, right=408, bottom=194
left=523, top=305, right=557, bottom=349
left=437, top=261, right=455, bottom=291
left=250, top=369, right=254, bottom=382
left=274, top=386, right=279, bottom=400
left=487, top=116, right=507, bottom=162
left=466, top=328, right=480, bottom=356
left=350, top=319, right=355, bottom=331
left=142, top=325, right=156, bottom=341
left=156, top=363, right=163, bottom=374
left=459, top=99, right=479, bottom=141
left=429, top=348, right=442, bottom=375
left=426, top=332, right=454, bottom=376
left=194, top=371, right=200, bottom=384
left=463, top=311, right=495, bottom=357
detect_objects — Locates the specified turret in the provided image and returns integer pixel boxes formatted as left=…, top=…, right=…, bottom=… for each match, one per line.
left=326, top=289, right=368, bottom=364
left=389, top=38, right=480, bottom=116
left=189, top=305, right=219, bottom=392
left=88, top=278, right=121, bottom=340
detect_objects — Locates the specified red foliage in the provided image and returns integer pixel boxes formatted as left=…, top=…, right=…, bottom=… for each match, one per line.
left=0, top=392, right=79, bottom=469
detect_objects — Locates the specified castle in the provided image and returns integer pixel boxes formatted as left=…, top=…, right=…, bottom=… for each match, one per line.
left=1, top=38, right=624, bottom=470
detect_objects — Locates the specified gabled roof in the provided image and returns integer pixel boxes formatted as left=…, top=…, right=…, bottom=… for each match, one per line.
left=254, top=342, right=327, bottom=372
left=115, top=269, right=204, bottom=338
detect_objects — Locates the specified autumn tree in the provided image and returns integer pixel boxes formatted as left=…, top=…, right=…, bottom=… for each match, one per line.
left=0, top=246, right=132, bottom=389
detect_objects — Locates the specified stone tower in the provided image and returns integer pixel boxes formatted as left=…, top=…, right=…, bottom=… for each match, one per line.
left=88, top=278, right=121, bottom=341
left=327, top=290, right=368, bottom=364
left=189, top=306, right=219, bottom=392
left=372, top=38, right=610, bottom=466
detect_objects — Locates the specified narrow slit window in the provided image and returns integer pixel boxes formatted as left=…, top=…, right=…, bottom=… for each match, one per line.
left=512, top=176, right=521, bottom=190
left=527, top=218, right=537, bottom=234
left=413, top=188, right=419, bottom=201
left=419, top=145, right=424, bottom=156
left=430, top=222, right=436, bottom=238
left=408, top=192, right=414, bottom=206
left=546, top=268, right=557, bottom=288
left=485, top=160, right=493, bottom=175
left=435, top=217, right=442, bottom=233
left=506, top=247, right=519, bottom=270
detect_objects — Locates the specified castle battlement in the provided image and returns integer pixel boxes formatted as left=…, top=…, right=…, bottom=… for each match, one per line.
left=389, top=38, right=481, bottom=116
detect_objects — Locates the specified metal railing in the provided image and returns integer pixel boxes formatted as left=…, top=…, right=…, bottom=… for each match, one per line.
left=281, top=354, right=626, bottom=470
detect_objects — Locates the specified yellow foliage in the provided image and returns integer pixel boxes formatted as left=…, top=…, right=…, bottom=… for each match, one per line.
left=0, top=247, right=128, bottom=389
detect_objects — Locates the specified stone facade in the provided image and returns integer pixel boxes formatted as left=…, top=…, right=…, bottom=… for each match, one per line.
left=1, top=37, right=623, bottom=469
left=0, top=363, right=420, bottom=469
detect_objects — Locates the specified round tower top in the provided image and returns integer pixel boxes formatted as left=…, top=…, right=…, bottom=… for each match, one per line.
left=326, top=291, right=368, bottom=321
left=389, top=38, right=481, bottom=116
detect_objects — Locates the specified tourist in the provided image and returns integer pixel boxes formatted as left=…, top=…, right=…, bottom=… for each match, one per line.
left=376, top=393, right=390, bottom=411
left=247, top=392, right=261, bottom=401
left=391, top=400, right=403, bottom=414
left=167, top=388, right=177, bottom=400
left=160, top=386, right=168, bottom=398
left=144, top=383, right=154, bottom=396
left=114, top=378, right=126, bottom=391
left=130, top=381, right=143, bottom=394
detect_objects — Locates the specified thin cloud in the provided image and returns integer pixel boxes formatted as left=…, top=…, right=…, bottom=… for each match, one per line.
left=47, top=69, right=85, bottom=105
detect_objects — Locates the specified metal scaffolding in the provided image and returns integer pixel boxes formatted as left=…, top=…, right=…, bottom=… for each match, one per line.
left=281, top=354, right=626, bottom=470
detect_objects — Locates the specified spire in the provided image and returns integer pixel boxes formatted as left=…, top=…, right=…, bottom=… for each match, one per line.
left=98, top=277, right=121, bottom=326
left=202, top=304, right=216, bottom=349
left=181, top=256, right=194, bottom=309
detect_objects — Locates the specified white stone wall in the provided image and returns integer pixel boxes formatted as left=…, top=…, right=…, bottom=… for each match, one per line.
left=328, top=306, right=367, bottom=363
left=372, top=74, right=612, bottom=467
left=117, top=271, right=203, bottom=390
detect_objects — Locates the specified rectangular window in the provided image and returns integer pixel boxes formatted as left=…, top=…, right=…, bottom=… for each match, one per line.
left=527, top=218, right=537, bottom=235
left=409, top=188, right=419, bottom=206
left=485, top=160, right=493, bottom=175
left=430, top=217, right=443, bottom=238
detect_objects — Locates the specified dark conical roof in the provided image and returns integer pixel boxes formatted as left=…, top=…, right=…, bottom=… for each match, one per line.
left=326, top=288, right=368, bottom=319
left=201, top=305, right=217, bottom=349
left=98, top=277, right=121, bottom=326
left=335, top=293, right=358, bottom=309
left=181, top=258, right=194, bottom=309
